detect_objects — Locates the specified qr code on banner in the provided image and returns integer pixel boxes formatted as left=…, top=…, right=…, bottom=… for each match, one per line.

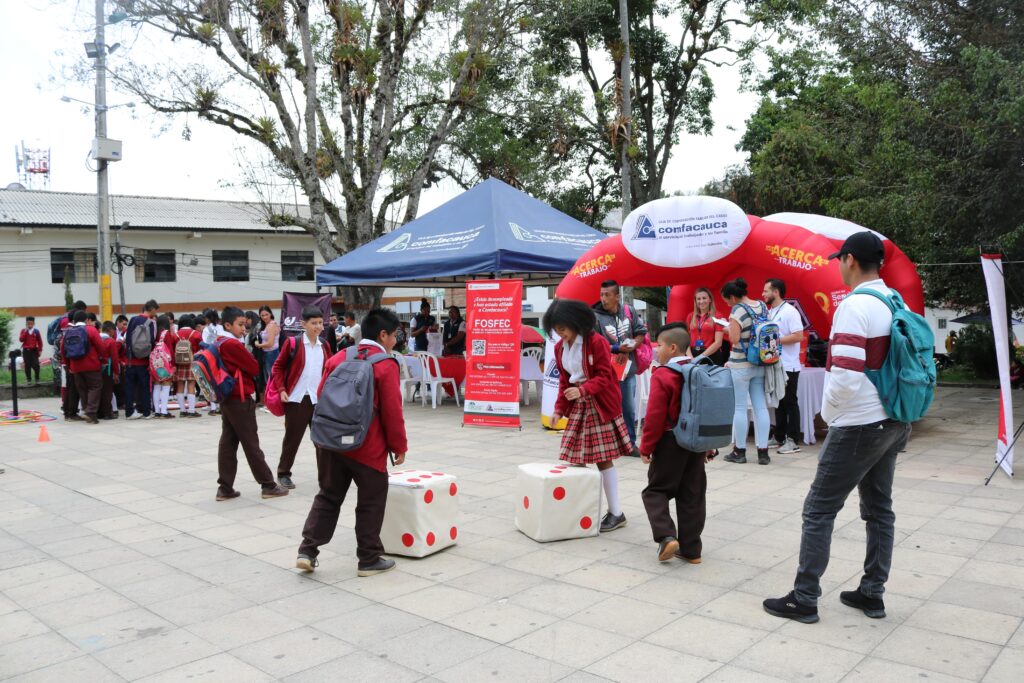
left=472, top=339, right=486, bottom=356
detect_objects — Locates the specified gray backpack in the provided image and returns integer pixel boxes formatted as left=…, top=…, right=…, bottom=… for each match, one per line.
left=310, top=353, right=396, bottom=452
left=664, top=358, right=735, bottom=452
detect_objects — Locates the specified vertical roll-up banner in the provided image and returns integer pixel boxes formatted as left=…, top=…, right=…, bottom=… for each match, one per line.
left=982, top=254, right=1014, bottom=477
left=281, top=292, right=333, bottom=338
left=464, top=279, right=522, bottom=428
left=541, top=333, right=568, bottom=429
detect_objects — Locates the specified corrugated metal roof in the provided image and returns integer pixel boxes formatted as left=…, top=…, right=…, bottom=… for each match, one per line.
left=0, top=188, right=317, bottom=233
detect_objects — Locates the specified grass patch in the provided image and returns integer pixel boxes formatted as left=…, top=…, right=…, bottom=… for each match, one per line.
left=937, top=366, right=998, bottom=386
left=0, top=364, right=55, bottom=385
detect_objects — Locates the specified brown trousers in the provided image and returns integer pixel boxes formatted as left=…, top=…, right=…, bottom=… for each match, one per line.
left=278, top=396, right=315, bottom=476
left=74, top=371, right=102, bottom=419
left=298, top=449, right=388, bottom=564
left=641, top=432, right=707, bottom=559
left=98, top=373, right=115, bottom=418
left=217, top=397, right=275, bottom=492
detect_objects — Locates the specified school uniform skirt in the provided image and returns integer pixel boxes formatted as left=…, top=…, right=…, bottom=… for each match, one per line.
left=174, top=362, right=193, bottom=382
left=558, top=393, right=633, bottom=465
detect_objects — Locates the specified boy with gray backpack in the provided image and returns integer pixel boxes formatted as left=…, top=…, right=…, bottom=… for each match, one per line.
left=296, top=308, right=408, bottom=577
left=639, top=323, right=734, bottom=563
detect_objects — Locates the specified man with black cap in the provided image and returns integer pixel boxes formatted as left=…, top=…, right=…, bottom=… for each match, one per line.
left=763, top=231, right=912, bottom=624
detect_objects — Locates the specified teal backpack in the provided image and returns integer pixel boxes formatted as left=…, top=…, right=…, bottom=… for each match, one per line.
left=854, top=289, right=936, bottom=423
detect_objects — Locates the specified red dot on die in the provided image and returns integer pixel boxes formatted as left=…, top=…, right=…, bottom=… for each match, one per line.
left=408, top=478, right=420, bottom=483
left=426, top=532, right=436, bottom=546
left=421, top=474, right=432, bottom=479
left=580, top=516, right=593, bottom=530
left=555, top=465, right=568, bottom=469
left=523, top=496, right=530, bottom=509
left=450, top=526, right=458, bottom=540
left=449, top=483, right=458, bottom=496
left=401, top=533, right=414, bottom=547
left=553, top=486, right=566, bottom=501
left=549, top=469, right=562, bottom=474
left=424, top=490, right=434, bottom=504
left=432, top=472, right=444, bottom=476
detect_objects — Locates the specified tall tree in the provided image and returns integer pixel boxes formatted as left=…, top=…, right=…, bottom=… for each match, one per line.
left=706, top=0, right=1024, bottom=310
left=112, top=0, right=523, bottom=306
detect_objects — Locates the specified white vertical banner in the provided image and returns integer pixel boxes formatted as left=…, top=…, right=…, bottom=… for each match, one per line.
left=540, top=333, right=567, bottom=429
left=981, top=254, right=1014, bottom=477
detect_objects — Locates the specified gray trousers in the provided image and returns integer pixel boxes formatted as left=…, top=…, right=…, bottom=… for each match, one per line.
left=794, top=418, right=911, bottom=606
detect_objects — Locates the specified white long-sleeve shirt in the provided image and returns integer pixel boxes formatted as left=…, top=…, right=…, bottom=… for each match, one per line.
left=821, top=279, right=892, bottom=427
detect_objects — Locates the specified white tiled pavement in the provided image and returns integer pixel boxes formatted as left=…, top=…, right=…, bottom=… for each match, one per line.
left=1, top=387, right=1022, bottom=681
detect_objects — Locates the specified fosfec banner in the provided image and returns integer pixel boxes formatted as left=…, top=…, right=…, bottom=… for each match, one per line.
left=464, top=279, right=522, bottom=428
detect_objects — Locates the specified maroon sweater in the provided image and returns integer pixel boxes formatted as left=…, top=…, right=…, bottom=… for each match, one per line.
left=553, top=331, right=623, bottom=423
left=639, top=364, right=684, bottom=456
left=271, top=334, right=330, bottom=395
left=217, top=336, right=259, bottom=398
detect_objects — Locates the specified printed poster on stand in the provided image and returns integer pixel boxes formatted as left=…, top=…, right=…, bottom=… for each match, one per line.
left=464, top=279, right=522, bottom=428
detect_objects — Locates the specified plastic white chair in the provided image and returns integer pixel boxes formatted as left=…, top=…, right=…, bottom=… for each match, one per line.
left=635, top=367, right=652, bottom=434
left=520, top=352, right=545, bottom=406
left=522, top=347, right=543, bottom=362
left=393, top=352, right=421, bottom=403
left=419, top=353, right=460, bottom=409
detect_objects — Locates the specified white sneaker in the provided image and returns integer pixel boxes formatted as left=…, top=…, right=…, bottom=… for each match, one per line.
left=127, top=413, right=142, bottom=420
left=777, top=438, right=801, bottom=454
left=767, top=438, right=781, bottom=448
left=142, top=413, right=154, bottom=420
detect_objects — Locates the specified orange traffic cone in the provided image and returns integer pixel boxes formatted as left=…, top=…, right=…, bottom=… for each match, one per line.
left=38, top=425, right=51, bottom=443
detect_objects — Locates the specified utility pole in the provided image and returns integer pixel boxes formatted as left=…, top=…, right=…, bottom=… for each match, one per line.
left=115, top=222, right=128, bottom=316
left=95, top=0, right=113, bottom=322
left=618, top=0, right=632, bottom=217
left=618, top=0, right=635, bottom=309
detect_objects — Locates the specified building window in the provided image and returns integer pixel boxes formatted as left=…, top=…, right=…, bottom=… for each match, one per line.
left=281, top=250, right=315, bottom=281
left=133, top=249, right=177, bottom=283
left=937, top=318, right=947, bottom=330
left=50, top=248, right=97, bottom=283
left=212, top=250, right=249, bottom=282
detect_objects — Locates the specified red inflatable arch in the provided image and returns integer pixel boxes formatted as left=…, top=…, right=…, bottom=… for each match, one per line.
left=554, top=198, right=924, bottom=340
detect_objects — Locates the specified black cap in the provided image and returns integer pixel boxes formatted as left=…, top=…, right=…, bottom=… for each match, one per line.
left=828, top=231, right=884, bottom=263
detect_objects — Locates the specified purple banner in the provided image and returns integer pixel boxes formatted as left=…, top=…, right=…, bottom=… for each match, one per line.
left=281, top=291, right=333, bottom=338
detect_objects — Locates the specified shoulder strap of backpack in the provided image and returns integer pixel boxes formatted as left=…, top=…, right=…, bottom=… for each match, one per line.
left=853, top=288, right=897, bottom=313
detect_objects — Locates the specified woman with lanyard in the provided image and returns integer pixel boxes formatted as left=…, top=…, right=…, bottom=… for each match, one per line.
left=688, top=287, right=726, bottom=365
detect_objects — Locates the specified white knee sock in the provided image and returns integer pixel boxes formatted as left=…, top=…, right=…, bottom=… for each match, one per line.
left=152, top=386, right=162, bottom=414
left=162, top=385, right=171, bottom=413
left=176, top=393, right=186, bottom=413
left=186, top=393, right=196, bottom=412
left=601, top=467, right=622, bottom=516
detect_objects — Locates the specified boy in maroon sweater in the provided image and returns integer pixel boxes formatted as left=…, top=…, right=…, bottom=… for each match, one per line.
left=19, top=316, right=43, bottom=384
left=639, top=323, right=711, bottom=563
left=296, top=308, right=408, bottom=577
left=215, top=306, right=289, bottom=501
left=62, top=310, right=109, bottom=424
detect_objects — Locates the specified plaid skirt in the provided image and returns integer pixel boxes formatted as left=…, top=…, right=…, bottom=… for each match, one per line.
left=174, top=362, right=193, bottom=382
left=558, top=393, right=632, bottom=465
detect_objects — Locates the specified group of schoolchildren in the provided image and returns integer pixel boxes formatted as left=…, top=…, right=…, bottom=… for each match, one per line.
left=21, top=232, right=918, bottom=624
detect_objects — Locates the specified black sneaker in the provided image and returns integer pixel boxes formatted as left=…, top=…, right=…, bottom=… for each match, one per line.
left=724, top=449, right=747, bottom=464
left=295, top=554, right=318, bottom=572
left=757, top=448, right=771, bottom=465
left=279, top=475, right=295, bottom=489
left=763, top=591, right=819, bottom=624
left=599, top=512, right=627, bottom=533
left=216, top=488, right=240, bottom=501
left=657, top=537, right=679, bottom=562
left=840, top=589, right=886, bottom=618
left=357, top=557, right=396, bottom=577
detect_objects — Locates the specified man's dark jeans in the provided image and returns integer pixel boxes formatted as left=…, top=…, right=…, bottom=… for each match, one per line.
left=794, top=418, right=911, bottom=606
left=774, top=370, right=801, bottom=444
left=124, top=364, right=151, bottom=417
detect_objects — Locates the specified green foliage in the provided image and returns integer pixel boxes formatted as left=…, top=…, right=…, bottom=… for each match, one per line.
left=708, top=0, right=1024, bottom=311
left=0, top=309, right=13, bottom=361
left=63, top=266, right=74, bottom=311
left=953, top=325, right=998, bottom=379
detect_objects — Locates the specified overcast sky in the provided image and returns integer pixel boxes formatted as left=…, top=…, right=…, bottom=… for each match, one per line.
left=1, top=0, right=758, bottom=216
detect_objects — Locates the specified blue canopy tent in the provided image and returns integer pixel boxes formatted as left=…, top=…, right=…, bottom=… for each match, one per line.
left=316, top=178, right=607, bottom=287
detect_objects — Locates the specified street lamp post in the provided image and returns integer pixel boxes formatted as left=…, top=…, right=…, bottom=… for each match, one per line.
left=94, top=0, right=113, bottom=322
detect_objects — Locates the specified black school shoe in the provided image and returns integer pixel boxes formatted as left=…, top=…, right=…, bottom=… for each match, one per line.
left=357, top=557, right=396, bottom=577
left=279, top=476, right=295, bottom=489
left=763, top=591, right=819, bottom=624
left=840, top=589, right=886, bottom=618
left=600, top=512, right=627, bottom=532
left=216, top=488, right=240, bottom=501
left=724, top=448, right=747, bottom=464
left=757, top=448, right=771, bottom=465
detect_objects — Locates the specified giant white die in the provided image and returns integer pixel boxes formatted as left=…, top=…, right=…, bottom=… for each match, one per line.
left=515, top=463, right=602, bottom=542
left=381, top=470, right=459, bottom=558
